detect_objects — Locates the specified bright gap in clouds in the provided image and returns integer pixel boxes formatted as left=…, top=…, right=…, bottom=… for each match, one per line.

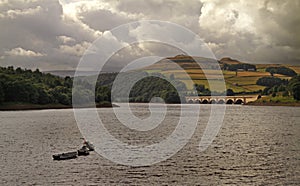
left=58, top=0, right=112, bottom=20
left=58, top=0, right=82, bottom=20
left=58, top=0, right=103, bottom=39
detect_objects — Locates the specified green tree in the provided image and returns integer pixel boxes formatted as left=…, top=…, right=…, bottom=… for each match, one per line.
left=96, top=86, right=111, bottom=103
left=0, top=82, right=4, bottom=103
left=288, top=75, right=300, bottom=100
left=194, top=84, right=205, bottom=92
left=163, top=91, right=181, bottom=103
left=37, top=88, right=51, bottom=104
left=269, top=69, right=275, bottom=76
left=266, top=66, right=297, bottom=77
left=64, top=76, right=73, bottom=88
left=226, top=89, right=235, bottom=96
left=282, top=91, right=289, bottom=97
left=16, top=67, right=23, bottom=74
left=73, top=87, right=94, bottom=105
left=256, top=77, right=287, bottom=87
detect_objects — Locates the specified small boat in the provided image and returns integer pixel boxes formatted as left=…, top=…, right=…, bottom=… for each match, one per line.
left=52, top=151, right=78, bottom=160
left=77, top=146, right=90, bottom=156
left=84, top=141, right=95, bottom=151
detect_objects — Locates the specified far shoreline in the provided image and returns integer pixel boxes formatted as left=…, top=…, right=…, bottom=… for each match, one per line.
left=1, top=101, right=299, bottom=111
left=0, top=102, right=118, bottom=111
left=245, top=102, right=300, bottom=107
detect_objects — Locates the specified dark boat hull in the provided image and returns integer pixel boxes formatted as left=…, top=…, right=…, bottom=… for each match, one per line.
left=53, top=151, right=78, bottom=160
left=78, top=147, right=90, bottom=156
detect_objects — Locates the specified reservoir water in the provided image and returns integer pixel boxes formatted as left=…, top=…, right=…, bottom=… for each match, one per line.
left=1, top=104, right=299, bottom=185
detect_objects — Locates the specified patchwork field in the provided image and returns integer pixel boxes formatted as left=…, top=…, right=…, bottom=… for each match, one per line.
left=142, top=56, right=299, bottom=93
left=288, top=65, right=300, bottom=74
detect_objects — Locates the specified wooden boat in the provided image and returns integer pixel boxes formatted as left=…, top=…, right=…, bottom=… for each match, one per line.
left=52, top=141, right=94, bottom=160
left=52, top=151, right=78, bottom=160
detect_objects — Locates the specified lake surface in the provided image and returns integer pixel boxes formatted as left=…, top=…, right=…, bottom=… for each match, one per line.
left=1, top=104, right=299, bottom=185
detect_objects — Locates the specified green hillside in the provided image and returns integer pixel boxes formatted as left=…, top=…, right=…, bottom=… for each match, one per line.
left=142, top=55, right=299, bottom=93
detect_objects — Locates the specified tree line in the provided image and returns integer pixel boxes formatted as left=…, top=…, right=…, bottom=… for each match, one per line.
left=266, top=66, right=297, bottom=77
left=0, top=66, right=72, bottom=105
left=0, top=67, right=188, bottom=105
left=0, top=66, right=113, bottom=105
left=256, top=76, right=300, bottom=100
left=109, top=72, right=186, bottom=103
left=223, top=63, right=256, bottom=71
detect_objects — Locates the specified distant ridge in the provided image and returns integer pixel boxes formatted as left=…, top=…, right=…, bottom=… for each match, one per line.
left=43, top=70, right=100, bottom=77
left=219, top=57, right=243, bottom=65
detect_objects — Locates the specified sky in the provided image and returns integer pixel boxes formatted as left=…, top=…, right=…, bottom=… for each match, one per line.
left=0, top=0, right=299, bottom=71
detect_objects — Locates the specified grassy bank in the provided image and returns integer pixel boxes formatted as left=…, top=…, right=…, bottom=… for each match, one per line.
left=246, top=96, right=300, bottom=106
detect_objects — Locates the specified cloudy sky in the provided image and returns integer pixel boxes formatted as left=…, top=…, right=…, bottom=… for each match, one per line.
left=0, top=0, right=299, bottom=70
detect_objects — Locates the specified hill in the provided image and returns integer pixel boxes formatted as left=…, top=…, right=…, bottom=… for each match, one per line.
left=141, top=55, right=299, bottom=93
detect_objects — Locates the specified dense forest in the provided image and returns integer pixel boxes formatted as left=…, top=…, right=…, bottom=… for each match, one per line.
left=0, top=66, right=72, bottom=105
left=0, top=66, right=113, bottom=105
left=223, top=63, right=257, bottom=71
left=265, top=66, right=297, bottom=77
left=256, top=77, right=288, bottom=87
left=98, top=72, right=187, bottom=103
left=0, top=66, right=188, bottom=105
left=128, top=74, right=186, bottom=103
left=257, top=75, right=300, bottom=100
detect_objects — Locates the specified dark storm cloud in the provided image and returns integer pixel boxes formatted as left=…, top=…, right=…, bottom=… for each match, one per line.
left=0, top=0, right=299, bottom=70
left=0, top=0, right=97, bottom=70
left=79, top=8, right=135, bottom=31
left=199, top=0, right=300, bottom=64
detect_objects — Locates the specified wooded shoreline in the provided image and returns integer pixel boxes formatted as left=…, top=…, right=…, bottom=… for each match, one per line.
left=245, top=102, right=300, bottom=107
left=0, top=102, right=117, bottom=111
left=1, top=101, right=299, bottom=111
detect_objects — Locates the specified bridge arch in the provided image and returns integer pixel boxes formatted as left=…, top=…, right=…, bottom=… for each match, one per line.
left=210, top=99, right=216, bottom=104
left=202, top=99, right=209, bottom=104
left=217, top=99, right=225, bottom=104
left=226, top=99, right=234, bottom=104
left=195, top=100, right=201, bottom=104
left=187, top=100, right=194, bottom=104
left=235, top=99, right=244, bottom=104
